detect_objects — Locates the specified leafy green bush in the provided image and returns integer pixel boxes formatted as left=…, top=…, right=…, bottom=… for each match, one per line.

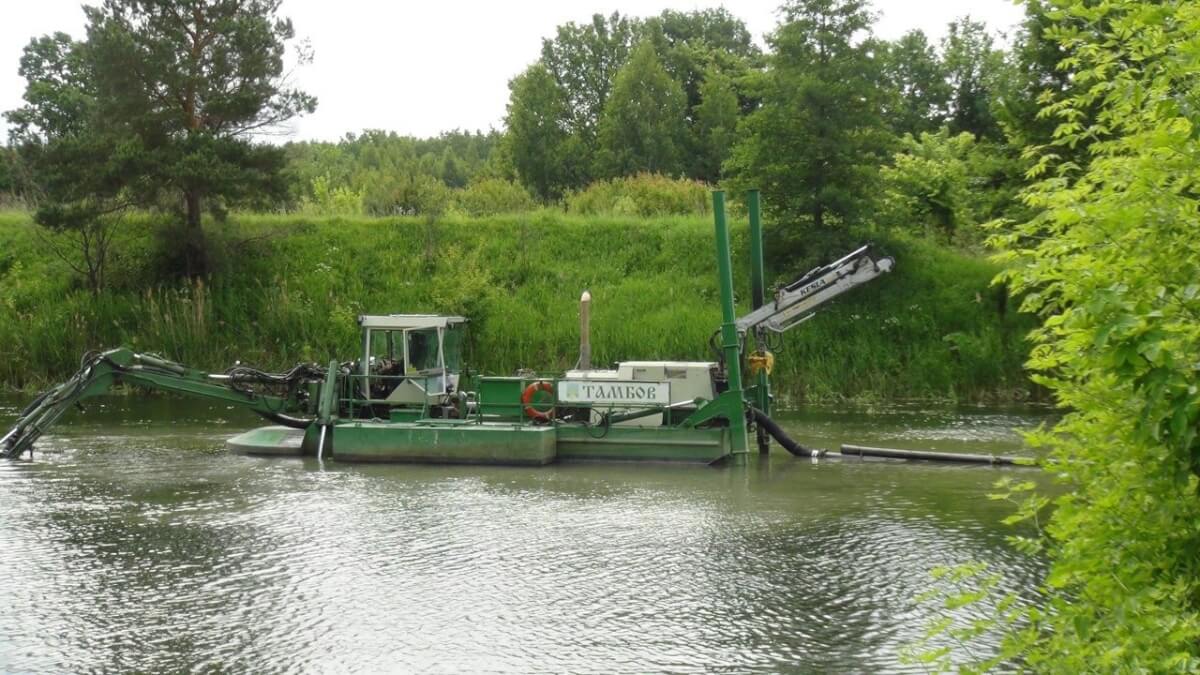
left=565, top=173, right=710, bottom=216
left=880, top=131, right=977, bottom=239
left=362, top=173, right=451, bottom=217
left=878, top=130, right=1024, bottom=247
left=452, top=178, right=537, bottom=216
left=299, top=174, right=364, bottom=216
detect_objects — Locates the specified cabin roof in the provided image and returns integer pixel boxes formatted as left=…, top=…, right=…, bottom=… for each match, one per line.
left=357, top=314, right=468, bottom=330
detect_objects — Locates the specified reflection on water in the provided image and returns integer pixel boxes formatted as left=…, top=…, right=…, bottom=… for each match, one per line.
left=0, top=397, right=1052, bottom=673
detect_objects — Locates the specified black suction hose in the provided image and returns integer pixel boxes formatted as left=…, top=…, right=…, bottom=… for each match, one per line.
left=749, top=406, right=822, bottom=457
left=257, top=411, right=317, bottom=429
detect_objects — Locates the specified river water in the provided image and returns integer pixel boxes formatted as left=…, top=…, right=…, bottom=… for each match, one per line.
left=0, top=396, right=1052, bottom=673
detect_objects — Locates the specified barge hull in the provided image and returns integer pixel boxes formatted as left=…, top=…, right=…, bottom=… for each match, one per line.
left=228, top=423, right=730, bottom=465
left=555, top=426, right=729, bottom=464
left=328, top=422, right=557, bottom=465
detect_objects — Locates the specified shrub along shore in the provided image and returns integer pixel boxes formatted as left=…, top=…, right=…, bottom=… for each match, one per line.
left=0, top=210, right=1033, bottom=402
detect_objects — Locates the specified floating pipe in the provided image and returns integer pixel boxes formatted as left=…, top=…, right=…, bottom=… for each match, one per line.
left=839, top=444, right=1036, bottom=466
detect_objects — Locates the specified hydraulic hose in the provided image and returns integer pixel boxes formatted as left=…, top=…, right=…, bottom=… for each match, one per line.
left=257, top=411, right=317, bottom=430
left=749, top=406, right=823, bottom=457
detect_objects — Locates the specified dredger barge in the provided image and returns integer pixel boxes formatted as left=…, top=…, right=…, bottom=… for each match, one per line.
left=2, top=191, right=895, bottom=466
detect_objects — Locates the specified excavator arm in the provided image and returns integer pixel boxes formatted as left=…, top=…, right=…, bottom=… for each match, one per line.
left=1, top=348, right=324, bottom=459
left=736, top=244, right=894, bottom=334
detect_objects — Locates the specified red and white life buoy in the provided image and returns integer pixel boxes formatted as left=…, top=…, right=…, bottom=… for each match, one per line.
left=521, top=381, right=555, bottom=421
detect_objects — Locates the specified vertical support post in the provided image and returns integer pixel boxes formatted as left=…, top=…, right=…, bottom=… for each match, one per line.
left=316, top=359, right=339, bottom=459
left=748, top=189, right=766, bottom=310
left=713, top=191, right=750, bottom=464
left=747, top=189, right=772, bottom=453
left=579, top=289, right=591, bottom=370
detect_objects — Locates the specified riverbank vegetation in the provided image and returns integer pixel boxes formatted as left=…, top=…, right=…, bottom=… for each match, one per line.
left=0, top=208, right=1030, bottom=402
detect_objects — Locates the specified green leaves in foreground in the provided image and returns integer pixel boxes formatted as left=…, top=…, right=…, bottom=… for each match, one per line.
left=978, top=0, right=1200, bottom=671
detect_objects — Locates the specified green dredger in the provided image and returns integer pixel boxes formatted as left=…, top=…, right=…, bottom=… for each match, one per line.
left=1, top=191, right=893, bottom=466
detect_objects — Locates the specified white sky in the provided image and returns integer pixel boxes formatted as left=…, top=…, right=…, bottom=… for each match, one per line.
left=0, top=0, right=1026, bottom=142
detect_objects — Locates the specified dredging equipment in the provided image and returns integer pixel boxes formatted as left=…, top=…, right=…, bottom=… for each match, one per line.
left=2, top=191, right=895, bottom=466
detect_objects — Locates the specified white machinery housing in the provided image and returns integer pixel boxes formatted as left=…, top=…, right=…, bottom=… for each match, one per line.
left=563, top=361, right=717, bottom=426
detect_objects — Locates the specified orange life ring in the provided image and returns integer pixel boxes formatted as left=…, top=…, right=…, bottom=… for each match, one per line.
left=521, top=380, right=556, bottom=421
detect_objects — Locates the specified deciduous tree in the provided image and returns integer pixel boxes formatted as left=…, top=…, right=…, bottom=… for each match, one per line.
left=539, top=11, right=639, bottom=174
left=5, top=32, right=134, bottom=295
left=692, top=67, right=739, bottom=182
left=594, top=42, right=688, bottom=178
left=879, top=30, right=951, bottom=136
left=942, top=17, right=1007, bottom=141
left=725, top=0, right=891, bottom=244
left=504, top=64, right=577, bottom=200
left=991, top=0, right=1200, bottom=668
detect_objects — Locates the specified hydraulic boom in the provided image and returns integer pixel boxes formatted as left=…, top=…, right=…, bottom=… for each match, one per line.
left=736, top=244, right=894, bottom=334
left=1, top=348, right=324, bottom=459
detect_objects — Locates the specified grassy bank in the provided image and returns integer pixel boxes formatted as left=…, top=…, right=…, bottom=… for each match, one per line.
left=0, top=210, right=1033, bottom=401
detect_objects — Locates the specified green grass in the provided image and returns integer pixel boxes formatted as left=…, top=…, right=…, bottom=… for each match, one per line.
left=0, top=210, right=1034, bottom=401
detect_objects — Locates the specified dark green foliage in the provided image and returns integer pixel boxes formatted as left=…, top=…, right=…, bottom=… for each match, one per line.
left=285, top=129, right=505, bottom=206
left=879, top=30, right=952, bottom=136
left=725, top=0, right=892, bottom=252
left=539, top=11, right=639, bottom=169
left=80, top=0, right=316, bottom=277
left=641, top=6, right=759, bottom=119
left=504, top=8, right=759, bottom=193
left=594, top=42, right=688, bottom=177
left=0, top=148, right=15, bottom=200
left=5, top=33, right=94, bottom=140
left=692, top=67, right=740, bottom=182
left=504, top=65, right=578, bottom=200
left=5, top=31, right=133, bottom=295
left=942, top=18, right=1008, bottom=142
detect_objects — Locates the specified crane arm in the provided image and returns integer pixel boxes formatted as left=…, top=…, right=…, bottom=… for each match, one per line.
left=735, top=244, right=894, bottom=334
left=2, top=348, right=323, bottom=459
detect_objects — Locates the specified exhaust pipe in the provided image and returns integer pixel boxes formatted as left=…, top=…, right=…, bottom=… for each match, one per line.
left=579, top=289, right=591, bottom=370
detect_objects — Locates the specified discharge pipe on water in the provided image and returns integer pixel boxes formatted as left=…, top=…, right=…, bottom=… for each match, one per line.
left=749, top=406, right=825, bottom=458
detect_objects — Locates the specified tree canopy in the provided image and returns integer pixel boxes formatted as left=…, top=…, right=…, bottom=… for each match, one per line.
left=8, top=0, right=316, bottom=278
left=594, top=41, right=688, bottom=178
left=725, top=0, right=891, bottom=239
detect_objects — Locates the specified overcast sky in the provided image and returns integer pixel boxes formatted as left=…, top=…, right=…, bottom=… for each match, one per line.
left=0, top=0, right=1026, bottom=142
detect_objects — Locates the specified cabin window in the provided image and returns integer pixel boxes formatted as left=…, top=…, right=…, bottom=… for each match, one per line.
left=407, top=329, right=441, bottom=372
left=442, top=326, right=463, bottom=371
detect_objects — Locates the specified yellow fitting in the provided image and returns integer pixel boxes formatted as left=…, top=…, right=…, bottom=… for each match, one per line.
left=747, top=350, right=775, bottom=376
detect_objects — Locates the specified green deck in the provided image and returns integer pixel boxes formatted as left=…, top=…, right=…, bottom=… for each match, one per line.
left=227, top=420, right=730, bottom=465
